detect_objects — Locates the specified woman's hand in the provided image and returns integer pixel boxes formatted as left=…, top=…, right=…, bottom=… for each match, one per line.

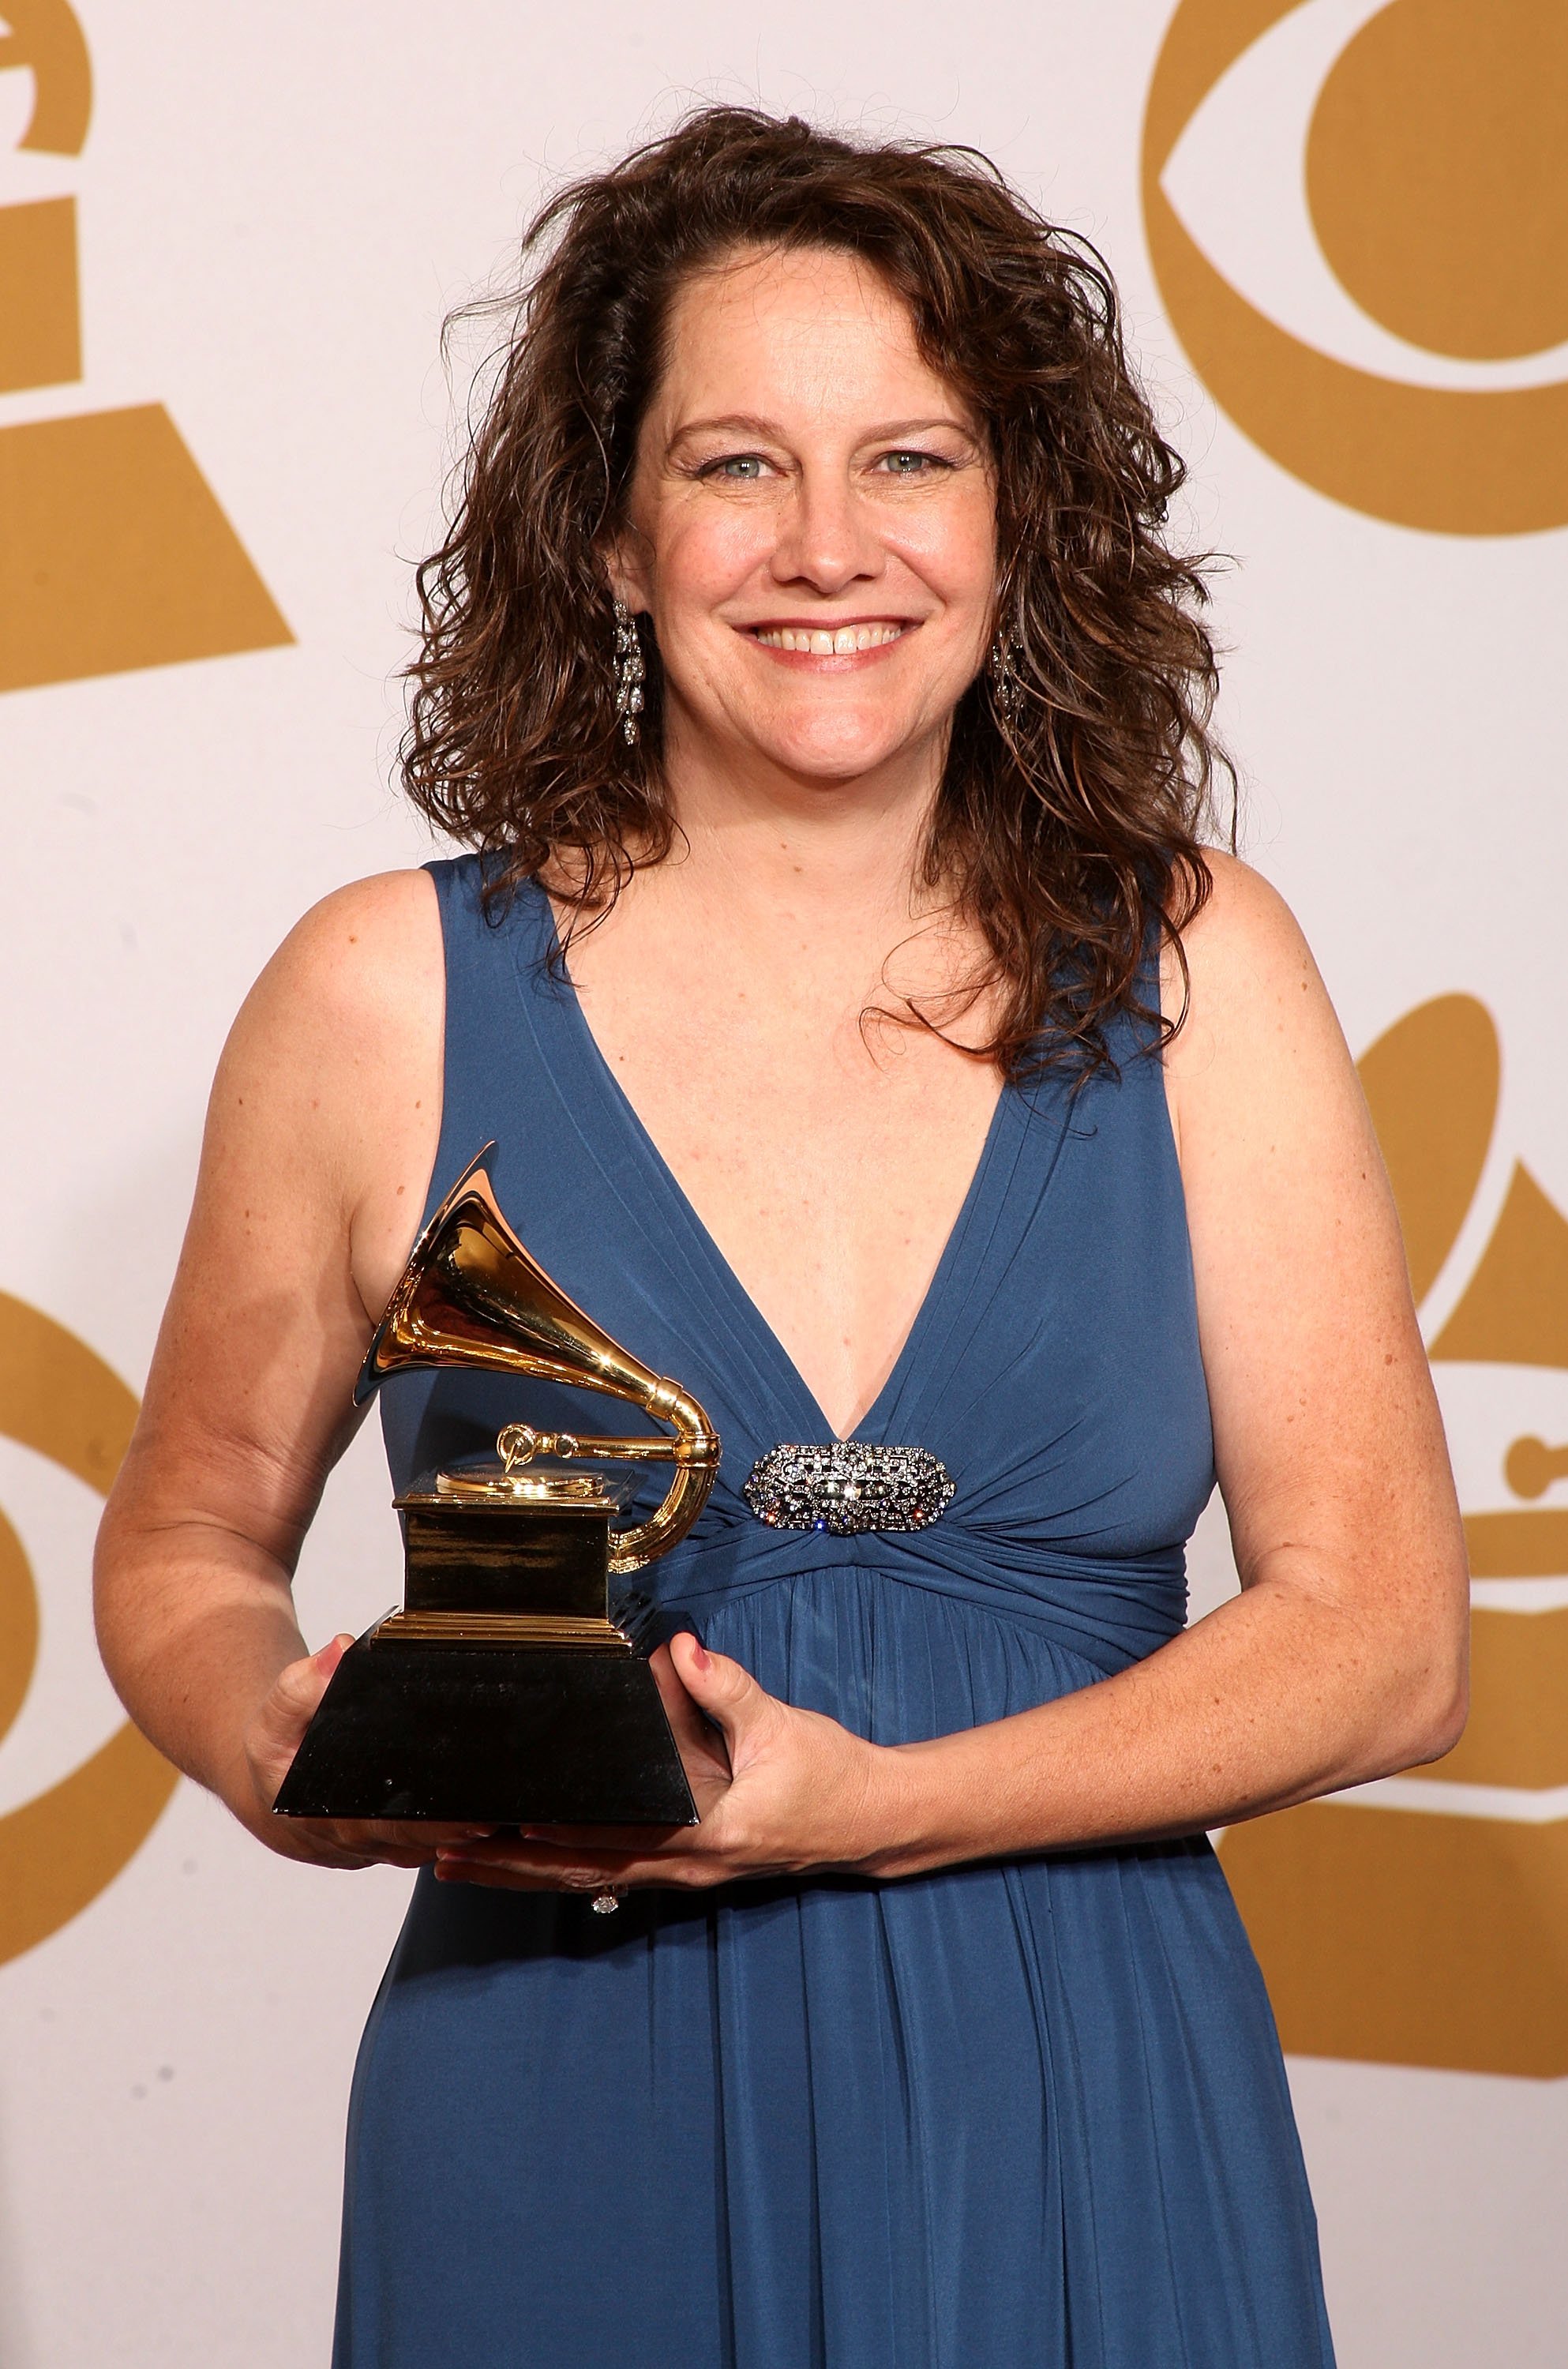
left=238, top=1635, right=496, bottom=1872
left=431, top=1633, right=904, bottom=1896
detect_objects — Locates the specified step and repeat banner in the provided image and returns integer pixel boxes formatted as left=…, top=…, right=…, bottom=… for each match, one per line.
left=1, top=3, right=1562, bottom=2362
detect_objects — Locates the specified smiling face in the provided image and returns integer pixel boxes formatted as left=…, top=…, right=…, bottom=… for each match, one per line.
left=610, top=244, right=999, bottom=800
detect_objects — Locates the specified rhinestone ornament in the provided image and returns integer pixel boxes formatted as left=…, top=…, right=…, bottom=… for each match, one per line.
left=988, top=625, right=1024, bottom=723
left=612, top=600, right=645, bottom=745
left=743, top=1443, right=955, bottom=1536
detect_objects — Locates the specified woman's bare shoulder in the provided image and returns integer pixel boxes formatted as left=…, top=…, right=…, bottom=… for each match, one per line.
left=223, top=869, right=441, bottom=1086
left=1161, top=848, right=1345, bottom=1090
left=247, top=866, right=442, bottom=1031
left=202, top=868, right=445, bottom=1232
left=1164, top=848, right=1317, bottom=1013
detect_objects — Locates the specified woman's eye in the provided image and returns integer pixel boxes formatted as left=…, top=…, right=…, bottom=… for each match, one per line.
left=703, top=454, right=769, bottom=481
left=876, top=449, right=946, bottom=477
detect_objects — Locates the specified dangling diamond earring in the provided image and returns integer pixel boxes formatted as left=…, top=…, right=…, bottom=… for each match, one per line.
left=988, top=626, right=1023, bottom=724
left=612, top=599, right=646, bottom=745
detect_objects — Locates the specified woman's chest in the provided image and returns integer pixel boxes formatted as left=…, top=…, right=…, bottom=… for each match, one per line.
left=566, top=933, right=1002, bottom=1437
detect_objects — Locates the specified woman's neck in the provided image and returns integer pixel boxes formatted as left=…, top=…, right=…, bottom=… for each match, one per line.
left=645, top=714, right=950, bottom=938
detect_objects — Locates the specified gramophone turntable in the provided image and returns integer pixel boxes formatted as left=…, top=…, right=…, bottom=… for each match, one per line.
left=274, top=1147, right=719, bottom=1827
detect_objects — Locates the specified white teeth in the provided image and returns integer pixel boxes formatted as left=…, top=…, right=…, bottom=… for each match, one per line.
left=752, top=622, right=906, bottom=652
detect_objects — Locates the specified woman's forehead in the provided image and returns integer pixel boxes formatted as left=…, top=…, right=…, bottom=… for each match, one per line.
left=651, top=246, right=966, bottom=426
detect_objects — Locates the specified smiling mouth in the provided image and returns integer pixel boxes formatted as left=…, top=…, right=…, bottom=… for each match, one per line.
left=748, top=621, right=911, bottom=655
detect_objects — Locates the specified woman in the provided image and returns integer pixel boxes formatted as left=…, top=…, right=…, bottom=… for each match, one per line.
left=96, top=108, right=1466, bottom=2367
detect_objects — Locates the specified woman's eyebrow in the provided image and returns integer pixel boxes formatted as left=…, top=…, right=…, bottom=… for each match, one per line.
left=666, top=414, right=785, bottom=449
left=666, top=413, right=978, bottom=449
left=858, top=416, right=978, bottom=440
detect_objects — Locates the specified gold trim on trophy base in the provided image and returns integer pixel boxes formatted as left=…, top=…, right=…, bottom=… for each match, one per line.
left=371, top=1608, right=636, bottom=1651
left=426, top=1470, right=616, bottom=1507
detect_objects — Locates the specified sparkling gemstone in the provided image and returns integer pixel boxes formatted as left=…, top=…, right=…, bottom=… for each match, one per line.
left=742, top=1443, right=955, bottom=1536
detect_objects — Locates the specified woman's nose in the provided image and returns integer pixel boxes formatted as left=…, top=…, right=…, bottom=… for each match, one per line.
left=767, top=469, right=882, bottom=595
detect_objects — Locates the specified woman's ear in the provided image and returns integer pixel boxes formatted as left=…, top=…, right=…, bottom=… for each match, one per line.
left=603, top=527, right=652, bottom=617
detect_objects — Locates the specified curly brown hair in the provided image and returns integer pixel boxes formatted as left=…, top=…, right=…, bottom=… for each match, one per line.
left=402, top=105, right=1232, bottom=1079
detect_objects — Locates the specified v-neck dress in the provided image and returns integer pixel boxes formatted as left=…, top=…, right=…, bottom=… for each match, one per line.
left=333, top=856, right=1335, bottom=2369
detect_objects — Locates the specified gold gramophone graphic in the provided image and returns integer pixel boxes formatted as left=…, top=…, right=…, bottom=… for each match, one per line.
left=0, top=1293, right=178, bottom=1965
left=0, top=0, right=290, bottom=692
left=1223, top=995, right=1568, bottom=2079
left=276, top=1151, right=720, bottom=1826
left=1143, top=0, right=1568, bottom=535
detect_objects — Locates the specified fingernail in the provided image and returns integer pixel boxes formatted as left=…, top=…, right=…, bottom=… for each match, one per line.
left=690, top=1639, right=711, bottom=1670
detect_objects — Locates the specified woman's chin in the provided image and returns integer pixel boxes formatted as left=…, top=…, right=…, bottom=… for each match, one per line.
left=734, top=717, right=932, bottom=789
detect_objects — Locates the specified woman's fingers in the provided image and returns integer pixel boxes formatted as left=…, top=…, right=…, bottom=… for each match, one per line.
left=248, top=1640, right=499, bottom=1870
left=504, top=1819, right=687, bottom=1853
left=247, top=1635, right=354, bottom=1797
left=648, top=1639, right=729, bottom=1752
left=434, top=1861, right=613, bottom=1893
left=433, top=1845, right=715, bottom=1891
left=273, top=1812, right=497, bottom=1869
left=666, top=1631, right=775, bottom=1765
left=331, top=1819, right=493, bottom=1852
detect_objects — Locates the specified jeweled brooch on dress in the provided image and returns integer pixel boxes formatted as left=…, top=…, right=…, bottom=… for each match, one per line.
left=742, top=1442, right=955, bottom=1535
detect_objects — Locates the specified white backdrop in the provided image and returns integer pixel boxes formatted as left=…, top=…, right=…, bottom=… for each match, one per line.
left=1, top=3, right=1564, bottom=2362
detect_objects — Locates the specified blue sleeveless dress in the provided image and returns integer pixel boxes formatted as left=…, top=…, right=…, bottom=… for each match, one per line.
left=334, top=856, right=1334, bottom=2368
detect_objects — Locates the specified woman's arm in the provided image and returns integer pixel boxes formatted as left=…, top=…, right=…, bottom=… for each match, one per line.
left=433, top=855, right=1468, bottom=1893
left=93, top=869, right=459, bottom=1868
left=888, top=851, right=1469, bottom=1860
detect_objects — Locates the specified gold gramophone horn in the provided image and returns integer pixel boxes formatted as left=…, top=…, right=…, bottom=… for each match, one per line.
left=357, top=1147, right=719, bottom=1574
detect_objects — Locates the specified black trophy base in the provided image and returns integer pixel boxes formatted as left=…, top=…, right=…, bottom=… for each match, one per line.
left=273, top=1624, right=698, bottom=1825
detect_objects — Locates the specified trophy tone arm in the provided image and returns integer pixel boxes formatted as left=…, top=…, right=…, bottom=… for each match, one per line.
left=497, top=1381, right=721, bottom=1577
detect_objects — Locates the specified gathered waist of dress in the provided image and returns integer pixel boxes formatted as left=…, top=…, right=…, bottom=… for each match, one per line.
left=647, top=1520, right=1189, bottom=1679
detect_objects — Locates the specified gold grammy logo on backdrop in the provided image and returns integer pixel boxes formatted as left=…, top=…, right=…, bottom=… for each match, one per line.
left=0, top=1294, right=176, bottom=1965
left=1224, top=996, right=1568, bottom=2078
left=1143, top=0, right=1568, bottom=533
left=0, top=0, right=291, bottom=691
